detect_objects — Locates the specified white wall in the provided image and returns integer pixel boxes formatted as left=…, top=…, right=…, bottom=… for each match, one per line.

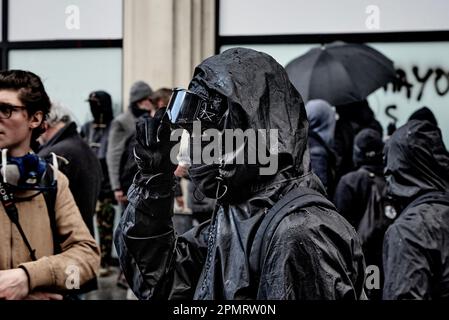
left=220, top=0, right=449, bottom=36
left=9, top=0, right=122, bottom=41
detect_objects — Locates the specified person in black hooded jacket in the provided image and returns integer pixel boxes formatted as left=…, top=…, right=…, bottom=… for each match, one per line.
left=408, top=106, right=438, bottom=126
left=334, top=128, right=389, bottom=300
left=334, top=100, right=383, bottom=181
left=382, top=120, right=449, bottom=300
left=114, top=48, right=366, bottom=300
left=334, top=128, right=385, bottom=229
left=81, top=91, right=114, bottom=201
left=81, top=91, right=116, bottom=274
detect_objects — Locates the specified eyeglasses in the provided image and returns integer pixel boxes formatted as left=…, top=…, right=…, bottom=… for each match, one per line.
left=0, top=102, right=27, bottom=119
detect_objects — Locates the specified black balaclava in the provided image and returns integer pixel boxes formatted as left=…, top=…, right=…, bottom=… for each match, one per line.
left=353, top=128, right=384, bottom=168
left=131, top=103, right=148, bottom=118
left=88, top=91, right=113, bottom=125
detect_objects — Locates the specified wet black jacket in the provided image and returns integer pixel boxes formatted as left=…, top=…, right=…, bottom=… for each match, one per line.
left=382, top=120, right=449, bottom=300
left=335, top=128, right=385, bottom=229
left=334, top=165, right=384, bottom=229
left=114, top=48, right=366, bottom=300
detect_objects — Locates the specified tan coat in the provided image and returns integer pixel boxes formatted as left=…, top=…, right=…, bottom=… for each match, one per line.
left=0, top=170, right=100, bottom=292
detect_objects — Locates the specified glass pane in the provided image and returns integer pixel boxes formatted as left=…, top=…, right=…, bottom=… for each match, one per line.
left=9, top=0, right=122, bottom=41
left=220, top=0, right=449, bottom=36
left=9, top=48, right=122, bottom=126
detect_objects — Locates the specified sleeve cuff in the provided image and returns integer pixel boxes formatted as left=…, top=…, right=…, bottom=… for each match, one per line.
left=19, top=257, right=55, bottom=290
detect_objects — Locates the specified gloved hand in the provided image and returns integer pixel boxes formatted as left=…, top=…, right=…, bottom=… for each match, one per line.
left=134, top=107, right=176, bottom=177
left=122, top=108, right=177, bottom=242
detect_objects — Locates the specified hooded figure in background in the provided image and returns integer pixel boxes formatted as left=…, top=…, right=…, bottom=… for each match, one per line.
left=334, top=128, right=385, bottom=228
left=106, top=81, right=153, bottom=205
left=81, top=91, right=116, bottom=274
left=382, top=120, right=449, bottom=300
left=334, top=128, right=389, bottom=300
left=408, top=106, right=438, bottom=126
left=114, top=48, right=366, bottom=300
left=334, top=100, right=382, bottom=180
left=305, top=99, right=337, bottom=198
left=81, top=91, right=114, bottom=201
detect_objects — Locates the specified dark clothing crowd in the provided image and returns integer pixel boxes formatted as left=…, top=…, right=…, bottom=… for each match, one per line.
left=111, top=48, right=449, bottom=300
left=115, top=49, right=365, bottom=299
left=1, top=47, right=447, bottom=301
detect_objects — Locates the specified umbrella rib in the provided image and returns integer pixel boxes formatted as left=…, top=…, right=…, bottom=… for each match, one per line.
left=308, top=50, right=332, bottom=101
left=338, top=59, right=362, bottom=99
left=293, top=48, right=322, bottom=102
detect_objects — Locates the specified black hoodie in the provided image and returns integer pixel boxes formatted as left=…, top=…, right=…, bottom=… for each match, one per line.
left=114, top=48, right=365, bottom=300
left=81, top=90, right=114, bottom=200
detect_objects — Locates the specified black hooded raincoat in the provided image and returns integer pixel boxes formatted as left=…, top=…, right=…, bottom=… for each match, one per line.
left=114, top=48, right=366, bottom=300
left=383, top=120, right=449, bottom=299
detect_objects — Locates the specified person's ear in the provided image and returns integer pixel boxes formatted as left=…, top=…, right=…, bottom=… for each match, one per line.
left=29, top=111, right=44, bottom=129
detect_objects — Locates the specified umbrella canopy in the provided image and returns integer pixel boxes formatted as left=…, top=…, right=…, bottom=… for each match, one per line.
left=285, top=41, right=396, bottom=106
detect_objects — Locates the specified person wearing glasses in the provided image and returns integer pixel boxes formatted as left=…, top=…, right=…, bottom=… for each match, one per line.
left=0, top=70, right=100, bottom=300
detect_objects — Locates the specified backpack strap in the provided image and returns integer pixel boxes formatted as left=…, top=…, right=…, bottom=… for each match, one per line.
left=249, top=186, right=336, bottom=281
left=42, top=163, right=98, bottom=295
left=42, top=183, right=60, bottom=254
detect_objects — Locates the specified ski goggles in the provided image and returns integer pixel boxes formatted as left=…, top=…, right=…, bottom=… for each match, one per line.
left=166, top=88, right=227, bottom=130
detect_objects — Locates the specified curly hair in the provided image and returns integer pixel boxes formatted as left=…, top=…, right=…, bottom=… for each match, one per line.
left=0, top=70, right=51, bottom=148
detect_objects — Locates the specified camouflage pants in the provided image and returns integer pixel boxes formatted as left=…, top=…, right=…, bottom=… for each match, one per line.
left=96, top=199, right=115, bottom=268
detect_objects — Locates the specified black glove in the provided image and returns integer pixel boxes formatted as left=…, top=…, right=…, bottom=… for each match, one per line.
left=125, top=108, right=177, bottom=236
left=134, top=108, right=176, bottom=177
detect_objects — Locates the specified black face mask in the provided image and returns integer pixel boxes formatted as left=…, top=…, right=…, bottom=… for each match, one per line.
left=131, top=104, right=148, bottom=118
left=90, top=101, right=106, bottom=124
left=189, top=163, right=222, bottom=199
left=88, top=91, right=113, bottom=125
left=188, top=134, right=262, bottom=203
left=189, top=163, right=261, bottom=203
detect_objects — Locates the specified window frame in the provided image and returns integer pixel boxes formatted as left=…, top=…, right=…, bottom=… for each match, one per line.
left=0, top=0, right=123, bottom=69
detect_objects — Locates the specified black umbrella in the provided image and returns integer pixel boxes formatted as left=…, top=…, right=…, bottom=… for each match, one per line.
left=285, top=41, right=396, bottom=106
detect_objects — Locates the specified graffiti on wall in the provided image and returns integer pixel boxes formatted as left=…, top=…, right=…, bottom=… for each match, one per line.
left=382, top=66, right=449, bottom=131
left=386, top=66, right=449, bottom=101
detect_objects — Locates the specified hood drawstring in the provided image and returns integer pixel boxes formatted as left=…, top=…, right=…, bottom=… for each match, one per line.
left=215, top=161, right=228, bottom=200
left=215, top=176, right=228, bottom=200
